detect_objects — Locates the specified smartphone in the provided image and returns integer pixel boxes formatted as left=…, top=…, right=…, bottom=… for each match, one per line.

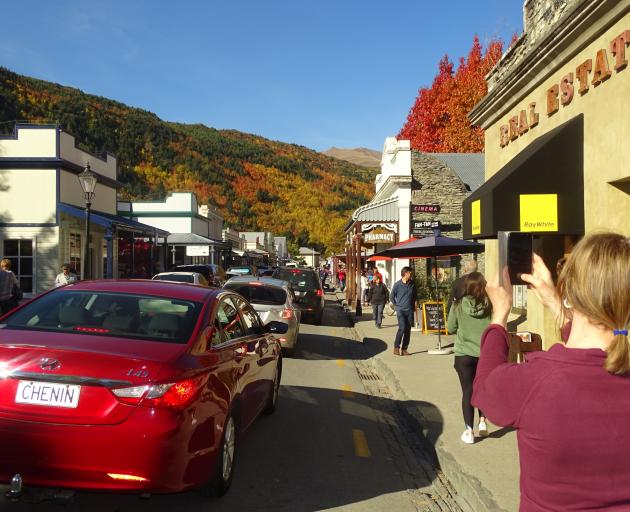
left=507, top=232, right=533, bottom=285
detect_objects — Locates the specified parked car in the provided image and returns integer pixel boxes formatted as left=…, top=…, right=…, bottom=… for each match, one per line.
left=260, top=269, right=275, bottom=277
left=170, top=264, right=227, bottom=287
left=223, top=277, right=301, bottom=355
left=152, top=271, right=209, bottom=286
left=0, top=280, right=286, bottom=497
left=227, top=266, right=257, bottom=278
left=271, top=267, right=324, bottom=324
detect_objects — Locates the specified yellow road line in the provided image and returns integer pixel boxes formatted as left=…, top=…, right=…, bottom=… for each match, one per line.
left=352, top=429, right=371, bottom=458
left=341, top=384, right=354, bottom=398
left=336, top=359, right=345, bottom=368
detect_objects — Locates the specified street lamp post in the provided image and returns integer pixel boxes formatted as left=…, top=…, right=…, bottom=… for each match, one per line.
left=77, top=163, right=98, bottom=280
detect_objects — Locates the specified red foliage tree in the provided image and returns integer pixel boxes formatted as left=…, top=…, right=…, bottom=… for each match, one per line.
left=398, top=36, right=503, bottom=152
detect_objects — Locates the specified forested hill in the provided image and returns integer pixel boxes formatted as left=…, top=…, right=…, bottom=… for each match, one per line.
left=0, top=66, right=377, bottom=253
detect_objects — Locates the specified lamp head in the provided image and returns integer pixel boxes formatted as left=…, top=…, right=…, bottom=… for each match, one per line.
left=78, top=162, right=98, bottom=199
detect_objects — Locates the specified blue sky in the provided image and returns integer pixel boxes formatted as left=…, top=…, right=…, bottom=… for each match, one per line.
left=1, top=1, right=522, bottom=152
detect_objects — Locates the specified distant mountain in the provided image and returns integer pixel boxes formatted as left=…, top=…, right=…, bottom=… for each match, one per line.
left=323, top=147, right=381, bottom=169
left=0, top=67, right=379, bottom=253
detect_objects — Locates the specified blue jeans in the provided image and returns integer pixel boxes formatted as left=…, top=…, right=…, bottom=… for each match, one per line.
left=372, top=303, right=384, bottom=327
left=394, top=309, right=414, bottom=349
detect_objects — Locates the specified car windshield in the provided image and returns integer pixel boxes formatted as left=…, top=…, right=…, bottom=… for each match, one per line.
left=228, top=267, right=252, bottom=274
left=154, top=274, right=194, bottom=283
left=224, top=283, right=287, bottom=305
left=1, top=290, right=202, bottom=344
left=273, top=269, right=319, bottom=289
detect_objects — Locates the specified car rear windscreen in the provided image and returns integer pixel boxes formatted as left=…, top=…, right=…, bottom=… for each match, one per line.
left=1, top=290, right=202, bottom=344
left=224, top=284, right=287, bottom=305
left=154, top=274, right=194, bottom=283
left=272, top=269, right=319, bottom=289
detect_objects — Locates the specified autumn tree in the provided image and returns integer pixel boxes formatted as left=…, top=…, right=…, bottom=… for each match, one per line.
left=398, top=36, right=503, bottom=152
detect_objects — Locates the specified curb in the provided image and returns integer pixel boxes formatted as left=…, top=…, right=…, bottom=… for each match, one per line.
left=350, top=314, right=507, bottom=512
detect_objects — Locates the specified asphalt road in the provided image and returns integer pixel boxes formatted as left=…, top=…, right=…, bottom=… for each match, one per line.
left=0, top=294, right=460, bottom=512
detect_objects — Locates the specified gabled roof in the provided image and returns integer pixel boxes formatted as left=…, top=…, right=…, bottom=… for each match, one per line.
left=429, top=153, right=485, bottom=191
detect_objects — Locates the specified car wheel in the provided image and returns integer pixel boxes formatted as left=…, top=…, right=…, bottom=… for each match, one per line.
left=263, top=363, right=281, bottom=415
left=202, top=413, right=237, bottom=497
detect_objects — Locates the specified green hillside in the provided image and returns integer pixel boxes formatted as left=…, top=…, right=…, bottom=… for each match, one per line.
left=0, top=66, right=377, bottom=253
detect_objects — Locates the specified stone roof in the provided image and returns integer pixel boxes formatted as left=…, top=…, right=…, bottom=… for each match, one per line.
left=429, top=153, right=485, bottom=192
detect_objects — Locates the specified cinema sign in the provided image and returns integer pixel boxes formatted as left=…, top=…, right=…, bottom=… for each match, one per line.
left=499, top=29, right=630, bottom=148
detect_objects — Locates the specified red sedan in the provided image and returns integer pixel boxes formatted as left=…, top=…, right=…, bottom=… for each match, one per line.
left=0, top=279, right=284, bottom=497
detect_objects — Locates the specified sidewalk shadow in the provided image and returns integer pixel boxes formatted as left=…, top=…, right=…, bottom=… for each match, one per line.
left=19, top=386, right=445, bottom=512
left=295, top=333, right=387, bottom=360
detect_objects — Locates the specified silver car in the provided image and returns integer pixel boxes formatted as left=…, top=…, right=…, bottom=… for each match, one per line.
left=152, top=272, right=209, bottom=286
left=223, top=276, right=301, bottom=355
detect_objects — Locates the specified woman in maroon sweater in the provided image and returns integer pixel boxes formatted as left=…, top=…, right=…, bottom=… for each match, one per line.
left=472, top=233, right=630, bottom=511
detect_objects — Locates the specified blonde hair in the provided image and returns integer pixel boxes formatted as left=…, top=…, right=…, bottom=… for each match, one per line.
left=0, top=258, right=10, bottom=270
left=558, top=233, right=630, bottom=374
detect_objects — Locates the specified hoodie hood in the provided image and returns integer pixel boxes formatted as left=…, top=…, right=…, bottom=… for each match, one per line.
left=460, top=296, right=490, bottom=318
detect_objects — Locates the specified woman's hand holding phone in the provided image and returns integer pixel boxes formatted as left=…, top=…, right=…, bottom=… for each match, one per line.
left=486, top=267, right=513, bottom=328
left=520, top=253, right=563, bottom=320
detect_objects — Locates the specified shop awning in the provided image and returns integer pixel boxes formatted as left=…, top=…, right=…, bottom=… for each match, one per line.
left=59, top=203, right=169, bottom=236
left=167, top=233, right=214, bottom=245
left=232, top=249, right=245, bottom=256
left=351, top=196, right=399, bottom=222
left=462, top=115, right=584, bottom=239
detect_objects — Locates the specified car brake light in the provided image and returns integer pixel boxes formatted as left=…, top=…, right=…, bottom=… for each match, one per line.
left=316, top=289, right=324, bottom=297
left=112, top=375, right=207, bottom=410
left=249, top=281, right=263, bottom=286
left=74, top=326, right=110, bottom=333
left=281, top=309, right=292, bottom=319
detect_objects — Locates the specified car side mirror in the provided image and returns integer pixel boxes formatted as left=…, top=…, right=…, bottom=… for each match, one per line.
left=265, top=321, right=288, bottom=335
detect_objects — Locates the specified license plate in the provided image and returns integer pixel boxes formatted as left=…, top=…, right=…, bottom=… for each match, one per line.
left=15, top=380, right=81, bottom=408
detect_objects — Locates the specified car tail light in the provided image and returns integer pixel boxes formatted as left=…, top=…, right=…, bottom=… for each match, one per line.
left=316, top=289, right=324, bottom=297
left=74, top=326, right=110, bottom=333
left=249, top=281, right=263, bottom=286
left=112, top=375, right=207, bottom=410
left=281, top=309, right=292, bottom=319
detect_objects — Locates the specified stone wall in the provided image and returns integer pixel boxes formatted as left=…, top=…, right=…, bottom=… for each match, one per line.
left=409, top=152, right=485, bottom=300
left=487, top=0, right=583, bottom=92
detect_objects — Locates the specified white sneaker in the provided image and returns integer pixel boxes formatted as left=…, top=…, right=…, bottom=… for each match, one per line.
left=460, top=429, right=474, bottom=444
left=478, top=420, right=489, bottom=437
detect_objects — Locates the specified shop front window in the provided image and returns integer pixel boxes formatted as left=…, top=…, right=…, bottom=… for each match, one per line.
left=3, top=239, right=34, bottom=293
left=68, top=233, right=82, bottom=275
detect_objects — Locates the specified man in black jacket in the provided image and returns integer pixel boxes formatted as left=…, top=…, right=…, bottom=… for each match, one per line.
left=366, top=274, right=389, bottom=328
left=390, top=266, right=418, bottom=356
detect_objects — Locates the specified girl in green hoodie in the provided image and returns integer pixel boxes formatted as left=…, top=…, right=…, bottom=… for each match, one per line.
left=447, top=271, right=492, bottom=444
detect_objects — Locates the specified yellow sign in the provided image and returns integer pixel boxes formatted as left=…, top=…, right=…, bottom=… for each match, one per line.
left=520, top=194, right=558, bottom=232
left=471, top=200, right=481, bottom=235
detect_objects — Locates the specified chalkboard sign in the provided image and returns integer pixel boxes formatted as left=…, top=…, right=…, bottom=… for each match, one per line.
left=422, top=301, right=448, bottom=334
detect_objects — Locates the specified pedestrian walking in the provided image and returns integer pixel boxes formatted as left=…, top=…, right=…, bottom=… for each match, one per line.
left=390, top=266, right=417, bottom=356
left=446, top=259, right=477, bottom=313
left=360, top=271, right=369, bottom=306
left=0, top=258, right=19, bottom=315
left=446, top=271, right=491, bottom=444
left=319, top=266, right=327, bottom=288
left=366, top=274, right=389, bottom=328
left=55, top=263, right=79, bottom=287
left=473, top=232, right=630, bottom=511
left=338, top=268, right=346, bottom=291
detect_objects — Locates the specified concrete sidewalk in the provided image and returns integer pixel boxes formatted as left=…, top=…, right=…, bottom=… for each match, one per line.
left=338, top=293, right=520, bottom=512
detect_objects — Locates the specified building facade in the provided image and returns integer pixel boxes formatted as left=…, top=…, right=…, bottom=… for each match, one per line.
left=0, top=125, right=164, bottom=294
left=465, top=0, right=630, bottom=345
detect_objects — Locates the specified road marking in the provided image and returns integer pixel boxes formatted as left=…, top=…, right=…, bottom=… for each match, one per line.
left=352, top=429, right=371, bottom=458
left=341, top=384, right=354, bottom=398
left=336, top=359, right=345, bottom=368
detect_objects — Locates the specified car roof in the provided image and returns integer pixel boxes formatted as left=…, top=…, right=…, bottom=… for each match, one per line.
left=154, top=272, right=202, bottom=277
left=224, top=276, right=290, bottom=288
left=62, top=279, right=219, bottom=301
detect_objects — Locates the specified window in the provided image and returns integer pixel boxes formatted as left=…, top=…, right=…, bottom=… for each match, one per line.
left=3, top=239, right=34, bottom=293
left=235, top=298, right=261, bottom=335
left=68, top=233, right=82, bottom=275
left=513, top=285, right=528, bottom=310
left=215, top=297, right=244, bottom=341
left=224, top=283, right=287, bottom=305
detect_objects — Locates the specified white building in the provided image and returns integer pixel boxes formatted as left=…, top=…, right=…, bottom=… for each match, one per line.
left=0, top=124, right=166, bottom=294
left=118, top=192, right=230, bottom=268
left=299, top=247, right=320, bottom=268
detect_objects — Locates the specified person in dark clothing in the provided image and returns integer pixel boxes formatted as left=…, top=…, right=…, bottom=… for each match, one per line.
left=366, top=274, right=389, bottom=328
left=446, top=259, right=477, bottom=313
left=390, top=266, right=417, bottom=356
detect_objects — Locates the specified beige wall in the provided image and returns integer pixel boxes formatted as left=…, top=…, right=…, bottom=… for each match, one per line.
left=59, top=169, right=117, bottom=214
left=482, top=13, right=630, bottom=346
left=0, top=169, right=57, bottom=224
left=59, top=132, right=117, bottom=181
left=0, top=128, right=57, bottom=158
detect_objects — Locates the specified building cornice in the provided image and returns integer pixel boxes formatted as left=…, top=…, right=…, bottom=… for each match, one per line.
left=373, top=175, right=412, bottom=203
left=470, top=0, right=628, bottom=129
